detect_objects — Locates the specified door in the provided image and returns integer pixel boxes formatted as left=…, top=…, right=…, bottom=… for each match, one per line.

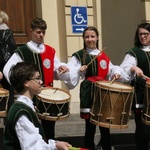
left=0, top=0, right=36, bottom=44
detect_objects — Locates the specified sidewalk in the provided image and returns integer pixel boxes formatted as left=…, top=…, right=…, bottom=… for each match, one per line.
left=55, top=114, right=137, bottom=149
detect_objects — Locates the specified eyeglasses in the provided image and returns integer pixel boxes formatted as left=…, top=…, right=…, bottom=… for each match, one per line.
left=138, top=32, right=150, bottom=37
left=30, top=77, right=42, bottom=84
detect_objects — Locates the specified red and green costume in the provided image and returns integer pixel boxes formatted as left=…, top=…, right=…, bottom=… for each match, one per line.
left=72, top=49, right=110, bottom=119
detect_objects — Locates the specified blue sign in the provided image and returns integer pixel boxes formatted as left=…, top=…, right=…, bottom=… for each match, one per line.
left=72, top=26, right=87, bottom=33
left=71, top=6, right=88, bottom=33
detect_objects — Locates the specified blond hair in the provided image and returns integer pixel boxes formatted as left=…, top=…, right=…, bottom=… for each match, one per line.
left=0, top=11, right=9, bottom=24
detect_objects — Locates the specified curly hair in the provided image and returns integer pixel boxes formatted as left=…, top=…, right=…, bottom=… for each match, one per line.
left=0, top=11, right=9, bottom=24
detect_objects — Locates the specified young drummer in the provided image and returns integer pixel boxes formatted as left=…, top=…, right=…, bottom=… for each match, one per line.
left=4, top=62, right=71, bottom=150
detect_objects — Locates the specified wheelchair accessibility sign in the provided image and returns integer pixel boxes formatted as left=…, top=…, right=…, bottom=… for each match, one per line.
left=71, top=6, right=88, bottom=33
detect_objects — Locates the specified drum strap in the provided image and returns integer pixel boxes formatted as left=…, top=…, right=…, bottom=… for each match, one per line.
left=40, top=45, right=55, bottom=86
left=87, top=76, right=107, bottom=82
left=97, top=51, right=110, bottom=78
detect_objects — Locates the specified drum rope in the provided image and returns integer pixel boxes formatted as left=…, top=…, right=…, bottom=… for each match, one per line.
left=143, top=85, right=150, bottom=122
left=90, top=84, right=97, bottom=116
left=40, top=98, right=52, bottom=115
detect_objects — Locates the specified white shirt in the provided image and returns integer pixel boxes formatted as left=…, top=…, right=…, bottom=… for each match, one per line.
left=15, top=95, right=57, bottom=150
left=65, top=48, right=129, bottom=89
left=3, top=41, right=72, bottom=88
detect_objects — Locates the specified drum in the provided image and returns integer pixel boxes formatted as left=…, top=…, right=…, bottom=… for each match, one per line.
left=142, top=81, right=150, bottom=125
left=0, top=88, right=9, bottom=117
left=35, top=87, right=71, bottom=121
left=90, top=81, right=134, bottom=129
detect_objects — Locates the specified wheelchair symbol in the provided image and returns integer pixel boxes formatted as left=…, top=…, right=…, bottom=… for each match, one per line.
left=74, top=8, right=87, bottom=25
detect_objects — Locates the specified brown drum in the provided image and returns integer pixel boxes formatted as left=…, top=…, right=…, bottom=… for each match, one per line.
left=142, top=81, right=150, bottom=125
left=90, top=81, right=134, bottom=129
left=0, top=88, right=9, bottom=117
left=35, top=87, right=71, bottom=121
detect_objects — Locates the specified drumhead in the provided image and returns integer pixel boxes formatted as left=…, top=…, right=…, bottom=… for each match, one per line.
left=146, top=81, right=150, bottom=86
left=0, top=88, right=9, bottom=96
left=37, top=87, right=71, bottom=102
left=96, top=81, right=133, bottom=91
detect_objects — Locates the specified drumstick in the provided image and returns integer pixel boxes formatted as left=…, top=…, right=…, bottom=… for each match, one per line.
left=58, top=70, right=66, bottom=75
left=69, top=147, right=90, bottom=150
left=58, top=71, right=64, bottom=75
left=143, top=75, right=150, bottom=80
left=87, top=47, right=106, bottom=67
left=109, top=77, right=116, bottom=85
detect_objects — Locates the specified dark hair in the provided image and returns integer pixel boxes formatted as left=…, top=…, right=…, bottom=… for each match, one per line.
left=82, top=26, right=99, bottom=49
left=30, top=18, right=47, bottom=30
left=134, top=22, right=150, bottom=48
left=9, top=62, right=39, bottom=93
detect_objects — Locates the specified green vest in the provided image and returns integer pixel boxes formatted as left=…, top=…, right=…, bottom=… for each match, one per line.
left=15, top=45, right=44, bottom=80
left=128, top=47, right=150, bottom=76
left=128, top=47, right=150, bottom=105
left=73, top=49, right=98, bottom=109
left=4, top=101, right=45, bottom=150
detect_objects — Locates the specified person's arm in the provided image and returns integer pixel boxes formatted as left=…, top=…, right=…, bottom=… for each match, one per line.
left=120, top=54, right=137, bottom=76
left=0, top=71, right=3, bottom=80
left=15, top=115, right=55, bottom=150
left=54, top=54, right=68, bottom=80
left=108, top=62, right=132, bottom=83
left=63, top=56, right=82, bottom=89
left=9, top=30, right=17, bottom=50
left=3, top=53, right=23, bottom=83
left=15, top=115, right=71, bottom=150
left=54, top=55, right=81, bottom=89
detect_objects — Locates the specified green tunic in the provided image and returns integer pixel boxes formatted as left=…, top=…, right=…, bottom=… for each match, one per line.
left=4, top=101, right=45, bottom=150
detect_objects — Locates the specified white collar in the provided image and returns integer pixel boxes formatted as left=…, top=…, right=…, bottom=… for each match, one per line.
left=86, top=48, right=101, bottom=55
left=27, top=41, right=44, bottom=53
left=16, top=95, right=35, bottom=111
left=0, top=23, right=9, bottom=30
left=142, top=45, right=150, bottom=52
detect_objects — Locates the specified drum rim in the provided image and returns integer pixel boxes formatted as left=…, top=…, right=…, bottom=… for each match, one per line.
left=95, top=81, right=134, bottom=92
left=0, top=88, right=9, bottom=96
left=90, top=118, right=128, bottom=129
left=37, top=113, right=69, bottom=121
left=37, top=87, right=71, bottom=103
left=146, top=81, right=150, bottom=86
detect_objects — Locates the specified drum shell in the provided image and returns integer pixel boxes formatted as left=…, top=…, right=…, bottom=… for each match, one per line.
left=0, top=88, right=9, bottom=117
left=90, top=81, right=134, bottom=129
left=142, top=82, right=150, bottom=125
left=35, top=87, right=71, bottom=121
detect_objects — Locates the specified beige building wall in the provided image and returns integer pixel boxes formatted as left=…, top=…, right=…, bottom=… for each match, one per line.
left=100, top=0, right=149, bottom=65
left=40, top=0, right=150, bottom=114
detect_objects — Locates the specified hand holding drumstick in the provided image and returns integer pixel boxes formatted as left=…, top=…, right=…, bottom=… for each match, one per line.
left=130, top=66, right=144, bottom=77
left=109, top=73, right=121, bottom=84
left=58, top=65, right=69, bottom=75
left=80, top=47, right=105, bottom=73
left=130, top=66, right=150, bottom=80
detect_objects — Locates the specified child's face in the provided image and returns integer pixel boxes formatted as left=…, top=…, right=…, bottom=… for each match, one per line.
left=83, top=30, right=99, bottom=50
left=27, top=71, right=43, bottom=95
left=30, top=28, right=46, bottom=44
